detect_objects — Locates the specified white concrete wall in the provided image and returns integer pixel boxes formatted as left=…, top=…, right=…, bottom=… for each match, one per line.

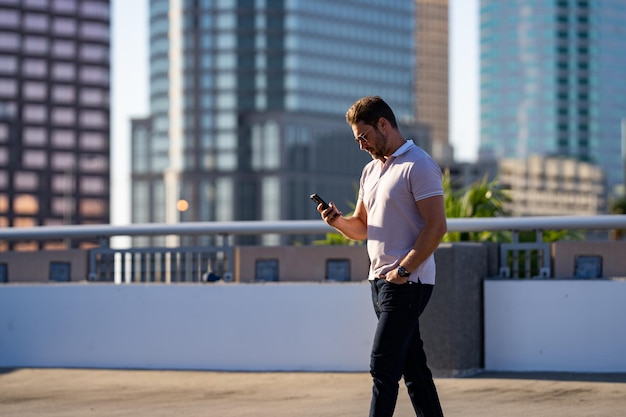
left=484, top=280, right=626, bottom=372
left=0, top=283, right=376, bottom=371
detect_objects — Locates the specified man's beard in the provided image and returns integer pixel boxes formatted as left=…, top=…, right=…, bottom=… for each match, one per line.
left=370, top=131, right=388, bottom=161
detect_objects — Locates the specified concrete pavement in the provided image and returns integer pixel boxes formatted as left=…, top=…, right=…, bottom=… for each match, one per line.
left=1, top=368, right=625, bottom=417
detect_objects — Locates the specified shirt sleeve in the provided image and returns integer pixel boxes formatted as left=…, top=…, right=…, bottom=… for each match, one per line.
left=409, top=153, right=444, bottom=201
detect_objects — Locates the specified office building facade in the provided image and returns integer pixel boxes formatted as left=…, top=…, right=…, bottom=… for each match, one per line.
left=479, top=0, right=626, bottom=195
left=0, top=0, right=111, bottom=248
left=499, top=155, right=607, bottom=216
left=416, top=0, right=451, bottom=164
left=133, top=0, right=424, bottom=244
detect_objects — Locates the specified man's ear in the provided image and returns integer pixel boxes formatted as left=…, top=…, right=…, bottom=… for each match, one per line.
left=377, top=117, right=386, bottom=132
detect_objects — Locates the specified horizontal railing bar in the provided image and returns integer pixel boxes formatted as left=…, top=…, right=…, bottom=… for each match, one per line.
left=0, top=215, right=625, bottom=241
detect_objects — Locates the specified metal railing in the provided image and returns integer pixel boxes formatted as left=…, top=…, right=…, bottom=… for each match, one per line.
left=1, top=215, right=626, bottom=281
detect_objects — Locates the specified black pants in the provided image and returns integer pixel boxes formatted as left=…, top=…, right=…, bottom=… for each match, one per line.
left=369, top=279, right=444, bottom=417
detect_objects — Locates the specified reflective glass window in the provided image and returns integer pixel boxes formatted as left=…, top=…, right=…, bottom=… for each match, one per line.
left=52, top=0, right=77, bottom=12
left=80, top=88, right=106, bottom=105
left=80, top=110, right=106, bottom=128
left=80, top=132, right=106, bottom=150
left=24, top=36, right=48, bottom=54
left=80, top=176, right=106, bottom=194
left=52, top=62, right=76, bottom=81
left=0, top=78, right=16, bottom=96
left=81, top=1, right=109, bottom=18
left=80, top=44, right=108, bottom=62
left=52, top=39, right=76, bottom=57
left=23, top=59, right=47, bottom=77
left=52, top=107, right=76, bottom=125
left=23, top=81, right=47, bottom=100
left=24, top=13, right=49, bottom=32
left=23, top=105, right=47, bottom=123
left=23, top=127, right=46, bottom=145
left=0, top=32, right=19, bottom=50
left=0, top=9, right=19, bottom=27
left=53, top=17, right=77, bottom=36
left=80, top=66, right=108, bottom=84
left=24, top=0, right=47, bottom=7
left=80, top=21, right=109, bottom=40
left=14, top=173, right=38, bottom=190
left=51, top=129, right=76, bottom=148
left=52, top=85, right=75, bottom=102
left=51, top=152, right=74, bottom=170
left=23, top=150, right=47, bottom=168
left=0, top=55, right=17, bottom=73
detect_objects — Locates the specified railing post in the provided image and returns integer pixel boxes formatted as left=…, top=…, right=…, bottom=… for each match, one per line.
left=221, top=233, right=234, bottom=281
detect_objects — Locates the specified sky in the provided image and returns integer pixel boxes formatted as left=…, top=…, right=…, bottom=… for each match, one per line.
left=110, top=0, right=479, bottom=226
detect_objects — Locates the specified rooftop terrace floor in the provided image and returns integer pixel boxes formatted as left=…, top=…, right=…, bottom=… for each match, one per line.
left=1, top=368, right=625, bottom=416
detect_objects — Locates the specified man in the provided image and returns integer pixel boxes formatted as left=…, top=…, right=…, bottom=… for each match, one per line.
left=316, top=96, right=446, bottom=417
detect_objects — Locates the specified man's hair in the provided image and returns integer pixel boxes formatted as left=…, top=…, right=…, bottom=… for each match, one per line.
left=345, top=96, right=398, bottom=128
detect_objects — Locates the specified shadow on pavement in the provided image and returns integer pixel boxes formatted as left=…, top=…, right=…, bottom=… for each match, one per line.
left=468, top=371, right=626, bottom=384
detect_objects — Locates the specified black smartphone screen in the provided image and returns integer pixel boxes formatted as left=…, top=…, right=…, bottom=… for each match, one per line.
left=310, top=193, right=329, bottom=210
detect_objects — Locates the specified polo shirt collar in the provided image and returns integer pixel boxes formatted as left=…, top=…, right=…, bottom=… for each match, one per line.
left=391, top=140, right=414, bottom=158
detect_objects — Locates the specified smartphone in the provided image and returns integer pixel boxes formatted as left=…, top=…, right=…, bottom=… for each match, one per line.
left=310, top=193, right=329, bottom=210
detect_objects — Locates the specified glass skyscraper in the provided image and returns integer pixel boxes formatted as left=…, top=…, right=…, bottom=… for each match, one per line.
left=479, top=0, right=626, bottom=195
left=132, top=0, right=422, bottom=243
left=0, top=0, right=111, bottom=249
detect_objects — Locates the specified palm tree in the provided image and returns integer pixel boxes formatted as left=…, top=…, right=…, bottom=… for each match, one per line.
left=442, top=170, right=511, bottom=242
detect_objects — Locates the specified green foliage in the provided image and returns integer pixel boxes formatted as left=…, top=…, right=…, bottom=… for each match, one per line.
left=442, top=171, right=582, bottom=243
left=608, top=196, right=626, bottom=239
left=442, top=170, right=511, bottom=242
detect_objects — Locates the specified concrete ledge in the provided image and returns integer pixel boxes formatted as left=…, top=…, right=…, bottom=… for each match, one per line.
left=484, top=279, right=626, bottom=372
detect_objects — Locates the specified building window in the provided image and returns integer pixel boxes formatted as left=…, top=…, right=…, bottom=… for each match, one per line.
left=52, top=17, right=77, bottom=36
left=24, top=0, right=48, bottom=8
left=80, top=21, right=109, bottom=40
left=80, top=110, right=106, bottom=128
left=80, top=87, right=106, bottom=105
left=23, top=127, right=46, bottom=145
left=51, top=129, right=75, bottom=148
left=80, top=66, right=108, bottom=84
left=0, top=33, right=19, bottom=51
left=0, top=9, right=19, bottom=27
left=80, top=176, right=106, bottom=194
left=23, top=81, right=47, bottom=100
left=23, top=59, right=47, bottom=77
left=80, top=132, right=106, bottom=150
left=24, top=13, right=49, bottom=32
left=14, top=173, right=38, bottom=190
left=23, top=105, right=47, bottom=123
left=81, top=1, right=109, bottom=18
left=23, top=36, right=48, bottom=54
left=0, top=55, right=17, bottom=73
left=23, top=150, right=47, bottom=168
left=52, top=0, right=77, bottom=13
left=52, top=39, right=76, bottom=58
left=52, top=107, right=76, bottom=125
left=80, top=199, right=106, bottom=217
left=52, top=62, right=76, bottom=81
left=80, top=44, right=108, bottom=62
left=52, top=85, right=76, bottom=103
left=0, top=78, right=17, bottom=96
left=51, top=152, right=74, bottom=170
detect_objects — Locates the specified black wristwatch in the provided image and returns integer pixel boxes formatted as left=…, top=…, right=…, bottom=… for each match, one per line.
left=397, top=266, right=411, bottom=278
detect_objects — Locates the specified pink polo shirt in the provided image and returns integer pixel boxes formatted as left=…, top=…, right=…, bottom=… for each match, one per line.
left=358, top=141, right=443, bottom=285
